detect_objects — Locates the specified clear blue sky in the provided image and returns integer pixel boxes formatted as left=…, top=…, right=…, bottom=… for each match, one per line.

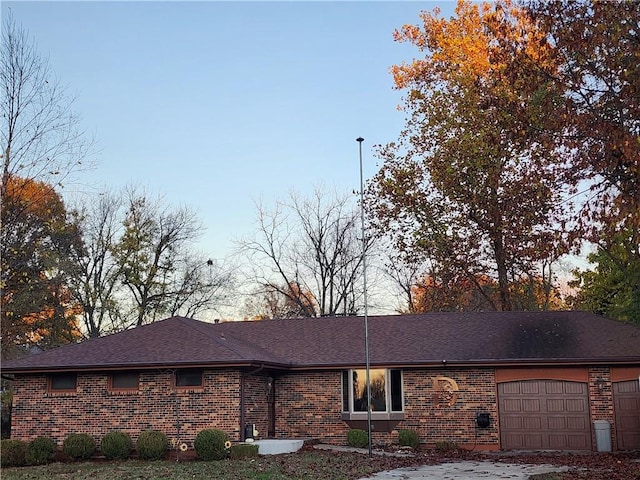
left=4, top=1, right=455, bottom=261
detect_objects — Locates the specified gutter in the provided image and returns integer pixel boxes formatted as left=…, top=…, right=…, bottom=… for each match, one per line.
left=5, top=356, right=640, bottom=376
left=0, top=360, right=290, bottom=375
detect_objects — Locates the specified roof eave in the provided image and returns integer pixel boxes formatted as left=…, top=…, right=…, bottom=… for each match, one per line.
left=279, top=357, right=640, bottom=370
left=4, top=357, right=639, bottom=375
left=2, top=359, right=291, bottom=375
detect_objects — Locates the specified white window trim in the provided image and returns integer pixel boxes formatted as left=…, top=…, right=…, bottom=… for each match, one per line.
left=342, top=368, right=404, bottom=416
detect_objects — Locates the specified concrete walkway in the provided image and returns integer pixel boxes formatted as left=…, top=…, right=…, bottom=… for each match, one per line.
left=313, top=445, right=569, bottom=479
left=357, top=460, right=569, bottom=479
left=314, top=444, right=414, bottom=457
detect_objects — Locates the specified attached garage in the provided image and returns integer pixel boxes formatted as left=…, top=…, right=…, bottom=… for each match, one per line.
left=613, top=379, right=640, bottom=450
left=498, top=380, right=591, bottom=450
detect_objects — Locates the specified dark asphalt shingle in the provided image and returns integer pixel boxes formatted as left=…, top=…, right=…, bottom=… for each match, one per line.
left=3, top=311, right=639, bottom=373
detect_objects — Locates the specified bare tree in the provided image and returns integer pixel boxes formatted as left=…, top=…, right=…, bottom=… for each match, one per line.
left=113, top=187, right=235, bottom=327
left=67, top=192, right=125, bottom=338
left=1, top=12, right=92, bottom=201
left=67, top=187, right=237, bottom=334
left=166, top=255, right=236, bottom=319
left=382, top=251, right=424, bottom=314
left=242, top=287, right=303, bottom=320
left=239, top=187, right=374, bottom=318
left=1, top=14, right=93, bottom=353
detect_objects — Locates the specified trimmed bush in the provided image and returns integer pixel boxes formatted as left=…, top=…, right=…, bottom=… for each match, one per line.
left=398, top=429, right=419, bottom=449
left=229, top=443, right=259, bottom=460
left=194, top=428, right=230, bottom=461
left=63, top=433, right=96, bottom=461
left=101, top=431, right=133, bottom=460
left=136, top=430, right=168, bottom=461
left=434, top=440, right=459, bottom=451
left=1, top=439, right=27, bottom=467
left=1, top=390, right=12, bottom=440
left=347, top=429, right=368, bottom=448
left=26, top=436, right=56, bottom=465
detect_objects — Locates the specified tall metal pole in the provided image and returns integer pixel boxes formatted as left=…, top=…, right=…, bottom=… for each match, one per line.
left=356, top=136, right=373, bottom=457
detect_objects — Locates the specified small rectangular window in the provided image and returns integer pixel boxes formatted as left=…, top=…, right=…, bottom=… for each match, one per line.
left=342, top=371, right=349, bottom=412
left=175, top=369, right=203, bottom=388
left=110, top=372, right=139, bottom=390
left=390, top=369, right=403, bottom=412
left=49, top=373, right=77, bottom=391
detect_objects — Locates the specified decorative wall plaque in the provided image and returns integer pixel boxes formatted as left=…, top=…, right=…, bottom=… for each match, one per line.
left=433, top=376, right=459, bottom=407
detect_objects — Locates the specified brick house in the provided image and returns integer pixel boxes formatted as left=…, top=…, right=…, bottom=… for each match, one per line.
left=3, top=311, right=640, bottom=451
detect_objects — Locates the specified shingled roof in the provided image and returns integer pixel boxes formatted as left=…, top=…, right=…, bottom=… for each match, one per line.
left=3, top=311, right=639, bottom=373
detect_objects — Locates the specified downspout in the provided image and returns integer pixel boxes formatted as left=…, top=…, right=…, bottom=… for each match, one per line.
left=240, top=364, right=265, bottom=441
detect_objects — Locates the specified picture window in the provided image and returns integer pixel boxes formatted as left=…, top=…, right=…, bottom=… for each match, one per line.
left=342, top=368, right=403, bottom=415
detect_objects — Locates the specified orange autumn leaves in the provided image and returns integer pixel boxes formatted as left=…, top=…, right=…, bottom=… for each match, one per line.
left=3, top=174, right=66, bottom=219
left=367, top=0, right=573, bottom=312
left=1, top=175, right=82, bottom=355
left=391, top=0, right=554, bottom=91
left=409, top=274, right=565, bottom=313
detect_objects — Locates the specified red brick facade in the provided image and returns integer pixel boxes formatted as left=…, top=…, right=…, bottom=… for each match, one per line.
left=11, top=369, right=243, bottom=446
left=275, top=371, right=348, bottom=443
left=9, top=365, right=627, bottom=451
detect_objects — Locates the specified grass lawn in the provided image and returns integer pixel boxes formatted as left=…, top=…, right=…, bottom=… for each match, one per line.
left=3, top=448, right=639, bottom=480
left=0, top=450, right=391, bottom=480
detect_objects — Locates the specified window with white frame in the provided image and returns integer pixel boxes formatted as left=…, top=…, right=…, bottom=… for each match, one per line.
left=342, top=369, right=403, bottom=415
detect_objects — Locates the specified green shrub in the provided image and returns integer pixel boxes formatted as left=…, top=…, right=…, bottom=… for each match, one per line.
left=62, top=433, right=96, bottom=461
left=136, top=430, right=168, bottom=461
left=26, top=436, right=56, bottom=465
left=1, top=439, right=27, bottom=467
left=434, top=440, right=459, bottom=451
left=398, top=429, right=419, bottom=449
left=194, top=428, right=230, bottom=461
left=1, top=390, right=12, bottom=439
left=347, top=429, right=368, bottom=448
left=229, top=443, right=259, bottom=459
left=101, top=431, right=133, bottom=460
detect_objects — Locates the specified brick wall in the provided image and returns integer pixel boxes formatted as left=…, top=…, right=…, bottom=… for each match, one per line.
left=275, top=371, right=349, bottom=443
left=242, top=372, right=272, bottom=440
left=12, top=365, right=616, bottom=451
left=11, top=369, right=242, bottom=446
left=401, top=368, right=498, bottom=449
left=588, top=366, right=615, bottom=450
left=274, top=368, right=499, bottom=449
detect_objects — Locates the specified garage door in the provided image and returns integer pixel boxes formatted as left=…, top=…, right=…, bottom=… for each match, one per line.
left=614, top=380, right=640, bottom=450
left=498, top=380, right=591, bottom=450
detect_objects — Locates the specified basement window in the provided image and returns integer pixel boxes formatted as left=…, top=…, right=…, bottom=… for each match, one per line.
left=341, top=369, right=404, bottom=419
left=175, top=369, right=203, bottom=388
left=110, top=372, right=139, bottom=391
left=48, top=373, right=77, bottom=392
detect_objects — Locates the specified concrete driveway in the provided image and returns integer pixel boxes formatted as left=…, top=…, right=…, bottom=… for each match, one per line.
left=358, top=460, right=569, bottom=479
